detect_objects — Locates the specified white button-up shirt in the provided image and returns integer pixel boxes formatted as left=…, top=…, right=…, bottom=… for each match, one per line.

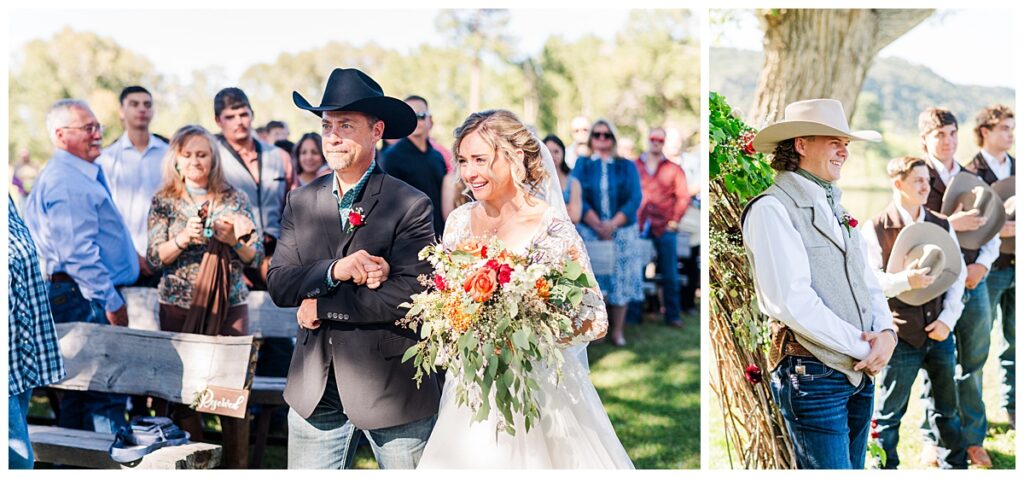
left=96, top=133, right=169, bottom=257
left=980, top=149, right=1013, bottom=181
left=743, top=174, right=894, bottom=361
left=860, top=197, right=967, bottom=331
left=928, top=154, right=962, bottom=186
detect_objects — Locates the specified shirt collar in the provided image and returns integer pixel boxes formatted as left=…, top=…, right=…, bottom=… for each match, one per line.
left=789, top=170, right=830, bottom=203
left=53, top=148, right=100, bottom=181
left=116, top=132, right=160, bottom=154
left=927, top=154, right=960, bottom=175
left=331, top=159, right=377, bottom=205
left=892, top=193, right=924, bottom=224
left=980, top=149, right=1009, bottom=168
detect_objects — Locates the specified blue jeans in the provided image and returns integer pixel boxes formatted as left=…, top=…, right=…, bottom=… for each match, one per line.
left=652, top=232, right=682, bottom=324
left=922, top=277, right=992, bottom=447
left=770, top=355, right=874, bottom=469
left=9, top=389, right=34, bottom=469
left=986, top=266, right=1015, bottom=414
left=287, top=370, right=435, bottom=469
left=875, top=336, right=966, bottom=469
left=47, top=280, right=128, bottom=433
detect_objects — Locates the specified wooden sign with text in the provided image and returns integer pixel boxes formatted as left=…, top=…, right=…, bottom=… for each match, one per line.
left=194, top=386, right=250, bottom=419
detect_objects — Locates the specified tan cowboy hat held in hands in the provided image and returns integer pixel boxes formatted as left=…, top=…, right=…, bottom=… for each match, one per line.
left=752, top=99, right=882, bottom=153
left=940, top=172, right=1006, bottom=250
left=991, top=176, right=1015, bottom=254
left=887, top=222, right=963, bottom=306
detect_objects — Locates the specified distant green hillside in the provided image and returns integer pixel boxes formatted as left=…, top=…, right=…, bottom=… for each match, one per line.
left=710, top=47, right=1015, bottom=135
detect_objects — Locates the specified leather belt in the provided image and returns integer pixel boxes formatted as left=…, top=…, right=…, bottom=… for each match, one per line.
left=49, top=272, right=74, bottom=283
left=782, top=335, right=815, bottom=358
left=769, top=323, right=816, bottom=370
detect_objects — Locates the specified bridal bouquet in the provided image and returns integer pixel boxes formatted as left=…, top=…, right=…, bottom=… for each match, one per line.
left=398, top=238, right=596, bottom=435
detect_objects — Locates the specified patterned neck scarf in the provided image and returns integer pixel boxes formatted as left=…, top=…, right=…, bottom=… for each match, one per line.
left=795, top=168, right=839, bottom=218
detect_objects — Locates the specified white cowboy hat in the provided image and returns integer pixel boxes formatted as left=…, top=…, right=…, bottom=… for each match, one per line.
left=887, top=222, right=963, bottom=306
left=991, top=176, right=1015, bottom=254
left=752, top=99, right=882, bottom=153
left=940, top=172, right=1006, bottom=250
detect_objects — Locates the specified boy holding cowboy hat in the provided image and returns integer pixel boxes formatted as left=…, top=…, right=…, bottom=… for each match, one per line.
left=741, top=98, right=897, bottom=469
left=860, top=155, right=968, bottom=469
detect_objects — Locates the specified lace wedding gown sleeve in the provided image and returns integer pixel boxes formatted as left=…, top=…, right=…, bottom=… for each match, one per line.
left=532, top=214, right=609, bottom=346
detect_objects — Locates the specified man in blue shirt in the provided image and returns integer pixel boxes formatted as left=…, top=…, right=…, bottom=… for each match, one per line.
left=97, top=86, right=169, bottom=287
left=23, top=99, right=138, bottom=433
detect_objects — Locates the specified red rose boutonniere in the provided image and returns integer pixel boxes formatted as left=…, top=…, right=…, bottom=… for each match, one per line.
left=347, top=207, right=365, bottom=233
left=841, top=212, right=858, bottom=236
left=740, top=130, right=757, bottom=156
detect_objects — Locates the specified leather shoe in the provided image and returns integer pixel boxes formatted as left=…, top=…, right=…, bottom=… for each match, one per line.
left=966, top=445, right=992, bottom=468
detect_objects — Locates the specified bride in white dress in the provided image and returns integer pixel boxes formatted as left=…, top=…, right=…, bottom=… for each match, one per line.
left=416, top=110, right=634, bottom=469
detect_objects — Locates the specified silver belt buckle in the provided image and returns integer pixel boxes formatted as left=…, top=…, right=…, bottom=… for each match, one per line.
left=795, top=361, right=807, bottom=375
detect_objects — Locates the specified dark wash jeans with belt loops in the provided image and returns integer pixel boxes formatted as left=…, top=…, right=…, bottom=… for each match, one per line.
left=769, top=355, right=874, bottom=469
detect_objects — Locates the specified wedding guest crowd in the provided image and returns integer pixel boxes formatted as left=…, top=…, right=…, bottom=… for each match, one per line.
left=12, top=81, right=705, bottom=466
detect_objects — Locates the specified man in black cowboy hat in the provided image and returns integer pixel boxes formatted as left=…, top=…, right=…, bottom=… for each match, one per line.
left=267, top=68, right=440, bottom=469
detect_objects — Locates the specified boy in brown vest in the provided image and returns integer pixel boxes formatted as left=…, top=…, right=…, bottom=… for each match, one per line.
left=861, top=156, right=967, bottom=468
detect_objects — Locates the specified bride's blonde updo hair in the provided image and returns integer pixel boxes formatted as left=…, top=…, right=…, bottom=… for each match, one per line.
left=452, top=109, right=547, bottom=198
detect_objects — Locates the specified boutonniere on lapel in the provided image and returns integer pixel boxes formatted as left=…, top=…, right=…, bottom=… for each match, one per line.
left=841, top=212, right=858, bottom=236
left=346, top=207, right=366, bottom=233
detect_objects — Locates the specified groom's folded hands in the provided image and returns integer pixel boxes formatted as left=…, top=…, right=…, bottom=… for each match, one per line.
left=331, top=250, right=391, bottom=289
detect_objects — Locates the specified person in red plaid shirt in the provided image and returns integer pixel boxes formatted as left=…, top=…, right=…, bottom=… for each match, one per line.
left=635, top=127, right=690, bottom=327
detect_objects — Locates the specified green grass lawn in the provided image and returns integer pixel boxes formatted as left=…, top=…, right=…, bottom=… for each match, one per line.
left=708, top=320, right=1016, bottom=469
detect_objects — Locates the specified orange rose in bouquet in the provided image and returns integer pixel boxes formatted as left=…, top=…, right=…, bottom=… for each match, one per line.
left=464, top=267, right=498, bottom=303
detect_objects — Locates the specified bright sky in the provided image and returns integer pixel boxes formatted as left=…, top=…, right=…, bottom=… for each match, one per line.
left=712, top=9, right=1016, bottom=89
left=9, top=8, right=639, bottom=84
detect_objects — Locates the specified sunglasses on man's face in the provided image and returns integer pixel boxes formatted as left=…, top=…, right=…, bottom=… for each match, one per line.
left=415, top=112, right=430, bottom=121
left=591, top=132, right=613, bottom=140
left=649, top=137, right=665, bottom=143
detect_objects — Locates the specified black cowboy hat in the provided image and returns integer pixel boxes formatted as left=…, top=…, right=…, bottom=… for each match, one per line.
left=292, top=68, right=416, bottom=139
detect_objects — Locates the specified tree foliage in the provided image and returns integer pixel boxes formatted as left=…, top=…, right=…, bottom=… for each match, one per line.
left=9, top=10, right=698, bottom=164
left=9, top=27, right=162, bottom=160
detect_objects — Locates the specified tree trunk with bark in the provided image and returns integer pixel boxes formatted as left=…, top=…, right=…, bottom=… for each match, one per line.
left=751, top=9, right=933, bottom=125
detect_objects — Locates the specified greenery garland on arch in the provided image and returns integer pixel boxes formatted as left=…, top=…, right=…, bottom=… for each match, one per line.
left=708, top=91, right=795, bottom=469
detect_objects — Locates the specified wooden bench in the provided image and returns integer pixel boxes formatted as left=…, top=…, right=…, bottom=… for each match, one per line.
left=124, top=287, right=294, bottom=468
left=32, top=322, right=258, bottom=469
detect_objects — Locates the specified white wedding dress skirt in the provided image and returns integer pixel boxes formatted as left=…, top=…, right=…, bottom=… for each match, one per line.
left=417, top=343, right=634, bottom=469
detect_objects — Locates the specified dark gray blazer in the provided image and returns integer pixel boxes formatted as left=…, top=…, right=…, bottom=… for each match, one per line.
left=267, top=166, right=441, bottom=429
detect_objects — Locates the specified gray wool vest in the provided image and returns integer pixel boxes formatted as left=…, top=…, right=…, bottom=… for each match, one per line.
left=219, top=138, right=287, bottom=239
left=742, top=171, right=873, bottom=386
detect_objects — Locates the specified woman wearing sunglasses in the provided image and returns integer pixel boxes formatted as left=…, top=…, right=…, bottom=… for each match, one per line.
left=571, top=119, right=644, bottom=347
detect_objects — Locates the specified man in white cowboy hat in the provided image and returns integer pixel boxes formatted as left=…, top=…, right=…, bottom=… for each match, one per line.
left=267, top=67, right=440, bottom=469
left=860, top=155, right=967, bottom=469
left=965, top=104, right=1015, bottom=430
left=916, top=107, right=1002, bottom=468
left=741, top=98, right=897, bottom=469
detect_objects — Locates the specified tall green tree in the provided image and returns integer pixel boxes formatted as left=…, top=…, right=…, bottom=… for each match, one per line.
left=435, top=9, right=516, bottom=113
